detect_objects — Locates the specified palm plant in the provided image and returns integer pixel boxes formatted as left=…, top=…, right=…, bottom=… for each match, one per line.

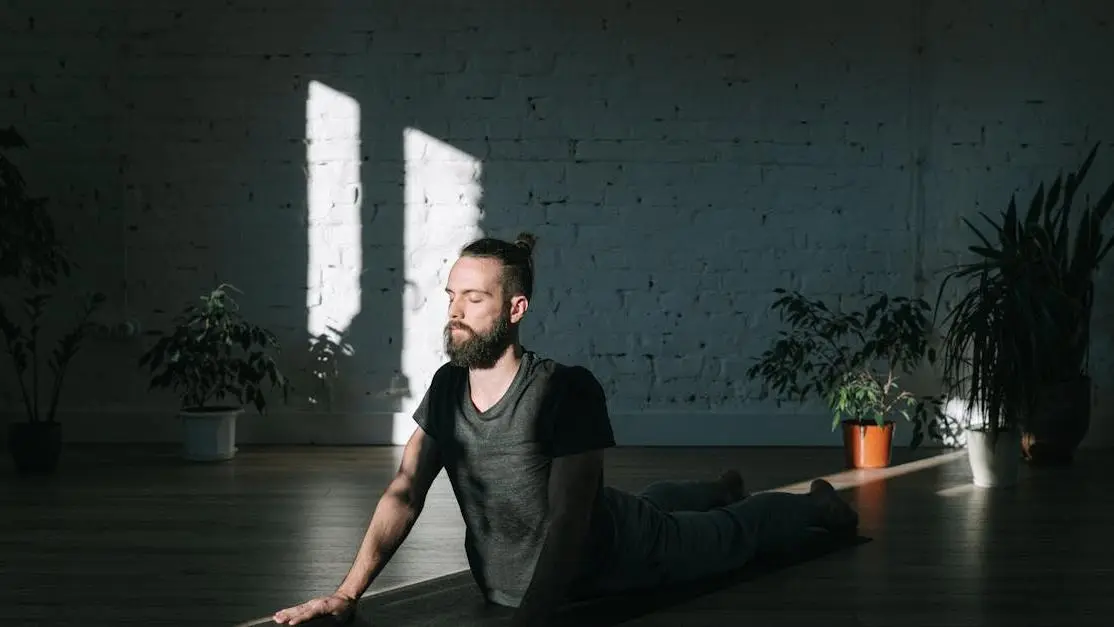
left=935, top=142, right=1114, bottom=458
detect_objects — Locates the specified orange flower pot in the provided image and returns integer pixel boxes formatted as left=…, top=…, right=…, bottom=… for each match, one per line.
left=841, top=420, right=894, bottom=469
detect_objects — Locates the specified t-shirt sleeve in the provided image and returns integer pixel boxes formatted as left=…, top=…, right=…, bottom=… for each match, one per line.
left=547, top=366, right=617, bottom=458
left=411, top=364, right=450, bottom=440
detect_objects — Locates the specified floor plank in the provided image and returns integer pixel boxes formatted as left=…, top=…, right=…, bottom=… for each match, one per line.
left=2, top=444, right=1111, bottom=626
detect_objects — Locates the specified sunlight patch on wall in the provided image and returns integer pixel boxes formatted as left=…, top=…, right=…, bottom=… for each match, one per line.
left=396, top=127, right=484, bottom=442
left=305, top=80, right=362, bottom=406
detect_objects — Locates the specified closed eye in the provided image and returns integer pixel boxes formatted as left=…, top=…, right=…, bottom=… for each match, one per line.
left=445, top=289, right=490, bottom=303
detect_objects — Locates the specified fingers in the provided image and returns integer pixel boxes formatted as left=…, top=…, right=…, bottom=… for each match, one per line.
left=272, top=606, right=292, bottom=624
left=272, top=606, right=295, bottom=624
left=272, top=600, right=317, bottom=625
left=273, top=597, right=351, bottom=625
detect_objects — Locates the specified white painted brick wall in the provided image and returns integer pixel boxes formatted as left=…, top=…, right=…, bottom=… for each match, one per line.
left=1, top=0, right=1113, bottom=447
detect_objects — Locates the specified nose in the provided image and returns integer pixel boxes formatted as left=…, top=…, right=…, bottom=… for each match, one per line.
left=448, top=298, right=464, bottom=320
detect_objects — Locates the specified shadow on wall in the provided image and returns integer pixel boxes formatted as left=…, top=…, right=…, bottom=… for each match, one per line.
left=88, top=12, right=418, bottom=446
left=402, top=0, right=930, bottom=446
left=273, top=0, right=926, bottom=444
left=2, top=0, right=1112, bottom=447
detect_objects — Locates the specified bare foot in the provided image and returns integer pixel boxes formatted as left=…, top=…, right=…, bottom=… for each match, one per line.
left=808, top=479, right=858, bottom=535
left=719, top=469, right=746, bottom=503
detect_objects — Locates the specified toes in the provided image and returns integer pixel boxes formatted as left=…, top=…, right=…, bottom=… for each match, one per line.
left=809, top=479, right=835, bottom=494
left=808, top=480, right=858, bottom=533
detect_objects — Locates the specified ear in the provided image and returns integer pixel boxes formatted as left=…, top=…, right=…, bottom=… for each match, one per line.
left=508, top=294, right=529, bottom=323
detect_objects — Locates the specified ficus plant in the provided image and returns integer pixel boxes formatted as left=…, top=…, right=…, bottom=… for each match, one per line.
left=745, top=289, right=944, bottom=447
left=138, top=283, right=291, bottom=413
left=0, top=125, right=69, bottom=287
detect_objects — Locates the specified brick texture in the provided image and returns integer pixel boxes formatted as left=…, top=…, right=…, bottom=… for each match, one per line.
left=1, top=0, right=1113, bottom=446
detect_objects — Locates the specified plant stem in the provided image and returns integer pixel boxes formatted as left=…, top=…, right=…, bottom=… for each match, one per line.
left=3, top=343, right=36, bottom=423
left=31, top=339, right=39, bottom=422
left=201, top=380, right=222, bottom=408
left=46, top=360, right=71, bottom=424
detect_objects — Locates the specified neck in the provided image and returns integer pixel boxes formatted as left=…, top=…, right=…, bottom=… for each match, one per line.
left=467, top=342, right=524, bottom=396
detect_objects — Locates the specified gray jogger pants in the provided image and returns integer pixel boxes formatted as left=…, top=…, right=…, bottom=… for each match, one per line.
left=584, top=479, right=821, bottom=593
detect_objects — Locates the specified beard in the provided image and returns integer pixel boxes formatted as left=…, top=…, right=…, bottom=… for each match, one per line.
left=443, top=311, right=514, bottom=369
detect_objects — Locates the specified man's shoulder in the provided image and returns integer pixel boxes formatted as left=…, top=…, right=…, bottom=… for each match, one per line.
left=427, top=361, right=466, bottom=394
left=430, top=361, right=464, bottom=379
left=529, top=353, right=615, bottom=455
left=526, top=352, right=603, bottom=390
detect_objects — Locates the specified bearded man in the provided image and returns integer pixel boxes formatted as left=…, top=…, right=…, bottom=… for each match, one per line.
left=274, top=233, right=858, bottom=626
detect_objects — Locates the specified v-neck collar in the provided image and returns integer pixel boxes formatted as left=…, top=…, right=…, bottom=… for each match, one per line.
left=463, top=350, right=533, bottom=421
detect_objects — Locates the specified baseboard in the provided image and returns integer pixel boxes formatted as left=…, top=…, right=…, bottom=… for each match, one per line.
left=1, top=408, right=945, bottom=447
left=611, top=411, right=851, bottom=447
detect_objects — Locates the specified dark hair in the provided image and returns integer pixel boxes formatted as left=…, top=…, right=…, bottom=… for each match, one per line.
left=460, top=232, right=537, bottom=299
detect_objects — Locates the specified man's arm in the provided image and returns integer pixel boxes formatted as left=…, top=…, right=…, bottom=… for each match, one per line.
left=511, top=448, right=605, bottom=627
left=335, top=426, right=444, bottom=601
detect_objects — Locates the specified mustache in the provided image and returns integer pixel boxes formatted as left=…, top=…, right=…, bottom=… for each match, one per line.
left=446, top=322, right=474, bottom=333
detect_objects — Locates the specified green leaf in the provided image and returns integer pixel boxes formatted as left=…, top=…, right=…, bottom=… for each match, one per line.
left=137, top=284, right=290, bottom=413
left=1025, top=182, right=1045, bottom=225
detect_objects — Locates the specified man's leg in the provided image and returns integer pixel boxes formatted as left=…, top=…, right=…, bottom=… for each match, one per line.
left=639, top=470, right=746, bottom=512
left=588, top=479, right=856, bottom=594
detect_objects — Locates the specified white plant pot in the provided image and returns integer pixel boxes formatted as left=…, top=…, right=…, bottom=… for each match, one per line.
left=180, top=407, right=243, bottom=462
left=966, top=427, right=1021, bottom=488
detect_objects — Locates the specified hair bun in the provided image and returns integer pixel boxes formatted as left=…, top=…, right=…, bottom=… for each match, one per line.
left=514, top=232, right=537, bottom=255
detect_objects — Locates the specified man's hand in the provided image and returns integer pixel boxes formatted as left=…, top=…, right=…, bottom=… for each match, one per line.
left=272, top=592, right=356, bottom=625
left=276, top=428, right=441, bottom=625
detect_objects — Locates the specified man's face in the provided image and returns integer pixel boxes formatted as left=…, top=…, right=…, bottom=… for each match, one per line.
left=443, top=256, right=528, bottom=369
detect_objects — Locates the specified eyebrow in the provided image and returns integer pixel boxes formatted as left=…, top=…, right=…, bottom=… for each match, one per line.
left=445, top=288, right=493, bottom=297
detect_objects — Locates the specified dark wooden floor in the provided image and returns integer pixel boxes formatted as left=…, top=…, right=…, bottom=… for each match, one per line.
left=2, top=443, right=1112, bottom=626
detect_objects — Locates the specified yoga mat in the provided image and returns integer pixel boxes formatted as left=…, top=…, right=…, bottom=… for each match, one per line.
left=292, top=531, right=871, bottom=627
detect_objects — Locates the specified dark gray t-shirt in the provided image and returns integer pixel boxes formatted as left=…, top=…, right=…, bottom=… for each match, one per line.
left=411, top=350, right=617, bottom=607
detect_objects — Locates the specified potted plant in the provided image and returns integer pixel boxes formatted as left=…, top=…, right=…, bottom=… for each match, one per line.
left=935, top=142, right=1114, bottom=480
left=934, top=254, right=1026, bottom=488
left=1, top=125, right=104, bottom=475
left=745, top=289, right=939, bottom=469
left=0, top=292, right=104, bottom=474
left=1, top=125, right=70, bottom=287
left=138, top=283, right=290, bottom=461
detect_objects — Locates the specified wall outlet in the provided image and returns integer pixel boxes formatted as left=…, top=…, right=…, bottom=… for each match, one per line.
left=379, top=373, right=411, bottom=398
left=90, top=317, right=141, bottom=340
left=113, top=319, right=141, bottom=339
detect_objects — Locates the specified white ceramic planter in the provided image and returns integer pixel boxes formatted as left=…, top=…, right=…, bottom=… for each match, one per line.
left=180, top=407, right=243, bottom=462
left=966, top=427, right=1021, bottom=488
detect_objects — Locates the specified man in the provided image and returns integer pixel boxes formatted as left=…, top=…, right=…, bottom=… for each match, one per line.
left=273, top=233, right=858, bottom=626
